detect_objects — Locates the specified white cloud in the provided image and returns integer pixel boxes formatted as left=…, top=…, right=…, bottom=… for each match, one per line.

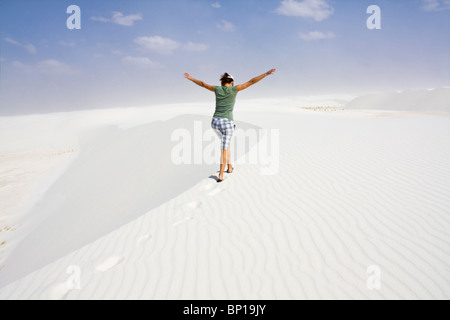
left=134, top=36, right=181, bottom=55
left=59, top=40, right=76, bottom=47
left=421, top=0, right=450, bottom=11
left=23, top=44, right=37, bottom=54
left=5, top=37, right=37, bottom=54
left=211, top=2, right=221, bottom=8
left=13, top=59, right=77, bottom=75
left=183, top=42, right=209, bottom=52
left=134, top=36, right=209, bottom=55
left=5, top=38, right=20, bottom=46
left=91, top=12, right=143, bottom=26
left=276, top=0, right=334, bottom=21
left=217, top=20, right=236, bottom=32
left=122, top=56, right=162, bottom=69
left=111, top=12, right=143, bottom=26
left=299, top=31, right=336, bottom=41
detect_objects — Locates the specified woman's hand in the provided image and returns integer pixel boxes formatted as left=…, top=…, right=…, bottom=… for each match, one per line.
left=266, top=69, right=276, bottom=76
left=184, top=73, right=193, bottom=81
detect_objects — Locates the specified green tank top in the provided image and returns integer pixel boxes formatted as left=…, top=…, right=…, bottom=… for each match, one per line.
left=213, top=86, right=237, bottom=121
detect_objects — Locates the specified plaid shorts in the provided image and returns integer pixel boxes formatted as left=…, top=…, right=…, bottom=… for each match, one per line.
left=211, top=117, right=235, bottom=150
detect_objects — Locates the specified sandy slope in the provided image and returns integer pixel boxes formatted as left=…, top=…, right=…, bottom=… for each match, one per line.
left=0, top=114, right=261, bottom=287
left=0, top=100, right=449, bottom=299
left=345, top=88, right=450, bottom=112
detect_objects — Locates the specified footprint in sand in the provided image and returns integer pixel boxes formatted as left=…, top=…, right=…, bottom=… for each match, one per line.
left=201, top=183, right=216, bottom=192
left=185, top=201, right=202, bottom=209
left=207, top=186, right=225, bottom=197
left=136, top=234, right=152, bottom=246
left=46, top=282, right=71, bottom=300
left=172, top=216, right=193, bottom=227
left=172, top=202, right=201, bottom=227
left=95, top=255, right=125, bottom=272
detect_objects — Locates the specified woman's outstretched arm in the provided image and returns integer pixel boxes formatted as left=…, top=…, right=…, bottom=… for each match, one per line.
left=236, top=69, right=276, bottom=92
left=184, top=73, right=215, bottom=92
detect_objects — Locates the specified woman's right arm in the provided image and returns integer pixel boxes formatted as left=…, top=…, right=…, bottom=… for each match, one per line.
left=184, top=73, right=215, bottom=92
left=236, top=69, right=276, bottom=92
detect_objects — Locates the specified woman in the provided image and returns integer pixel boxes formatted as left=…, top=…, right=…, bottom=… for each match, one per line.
left=184, top=69, right=276, bottom=182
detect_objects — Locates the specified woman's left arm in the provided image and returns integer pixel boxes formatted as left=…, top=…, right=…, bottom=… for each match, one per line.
left=184, top=73, right=215, bottom=92
left=236, top=69, right=276, bottom=92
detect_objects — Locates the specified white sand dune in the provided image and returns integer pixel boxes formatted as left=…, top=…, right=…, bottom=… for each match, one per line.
left=0, top=96, right=449, bottom=299
left=0, top=114, right=261, bottom=287
left=345, top=88, right=450, bottom=112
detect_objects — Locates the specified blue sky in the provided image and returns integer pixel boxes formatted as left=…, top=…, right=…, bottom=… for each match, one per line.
left=0, top=0, right=449, bottom=115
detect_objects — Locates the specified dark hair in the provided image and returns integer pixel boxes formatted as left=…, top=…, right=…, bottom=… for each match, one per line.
left=220, top=73, right=234, bottom=86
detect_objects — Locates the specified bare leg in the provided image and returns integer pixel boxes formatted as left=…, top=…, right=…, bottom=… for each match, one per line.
left=226, top=148, right=233, bottom=173
left=218, top=149, right=227, bottom=182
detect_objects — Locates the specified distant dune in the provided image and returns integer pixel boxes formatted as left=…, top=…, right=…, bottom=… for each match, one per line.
left=345, top=88, right=450, bottom=112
